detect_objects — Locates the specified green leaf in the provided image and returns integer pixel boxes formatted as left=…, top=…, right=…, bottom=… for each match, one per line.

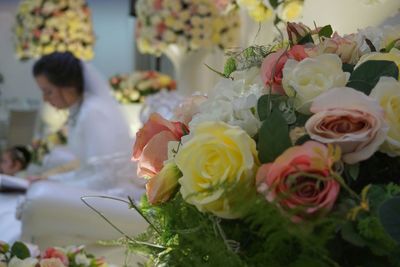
left=11, top=241, right=30, bottom=259
left=347, top=60, right=399, bottom=94
left=341, top=221, right=367, bottom=247
left=297, top=33, right=314, bottom=45
left=294, top=134, right=311, bottom=146
left=257, top=94, right=288, bottom=121
left=257, top=111, right=292, bottom=163
left=345, top=163, right=360, bottom=181
left=223, top=57, right=237, bottom=77
left=318, top=25, right=333, bottom=38
left=379, top=196, right=400, bottom=244
left=269, top=0, right=279, bottom=8
left=342, top=63, right=354, bottom=74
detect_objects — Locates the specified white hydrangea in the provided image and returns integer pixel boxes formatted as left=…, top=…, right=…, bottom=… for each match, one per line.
left=189, top=79, right=264, bottom=137
left=355, top=24, right=400, bottom=54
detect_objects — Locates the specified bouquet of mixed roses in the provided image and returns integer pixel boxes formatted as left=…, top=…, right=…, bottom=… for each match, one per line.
left=127, top=21, right=400, bottom=266
left=135, top=0, right=240, bottom=56
left=0, top=241, right=107, bottom=267
left=109, top=71, right=176, bottom=104
left=14, top=0, right=95, bottom=60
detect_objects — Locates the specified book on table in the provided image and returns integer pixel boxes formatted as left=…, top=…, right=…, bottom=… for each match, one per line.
left=0, top=174, right=29, bottom=193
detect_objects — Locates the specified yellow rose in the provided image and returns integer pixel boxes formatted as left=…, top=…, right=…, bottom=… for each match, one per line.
left=175, top=122, right=258, bottom=219
left=370, top=77, right=400, bottom=156
left=281, top=0, right=304, bottom=21
left=356, top=48, right=400, bottom=78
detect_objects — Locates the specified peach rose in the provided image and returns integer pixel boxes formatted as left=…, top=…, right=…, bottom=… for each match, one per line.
left=132, top=113, right=188, bottom=178
left=42, top=248, right=68, bottom=266
left=256, top=141, right=341, bottom=221
left=260, top=45, right=308, bottom=94
left=311, top=33, right=361, bottom=64
left=305, top=87, right=388, bottom=164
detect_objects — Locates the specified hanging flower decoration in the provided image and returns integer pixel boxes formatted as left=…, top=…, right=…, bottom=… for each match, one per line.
left=135, top=0, right=240, bottom=56
left=14, top=0, right=95, bottom=61
left=109, top=71, right=177, bottom=104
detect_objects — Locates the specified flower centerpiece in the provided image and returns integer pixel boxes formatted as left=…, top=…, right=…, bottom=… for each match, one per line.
left=135, top=0, right=240, bottom=95
left=135, top=0, right=239, bottom=56
left=14, top=0, right=95, bottom=60
left=109, top=71, right=176, bottom=104
left=124, top=21, right=400, bottom=266
left=0, top=241, right=108, bottom=267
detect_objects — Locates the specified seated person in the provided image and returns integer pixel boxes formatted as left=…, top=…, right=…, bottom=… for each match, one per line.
left=30, top=51, right=137, bottom=190
left=0, top=146, right=31, bottom=177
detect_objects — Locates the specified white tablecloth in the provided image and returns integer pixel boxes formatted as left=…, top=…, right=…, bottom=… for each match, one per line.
left=0, top=192, right=24, bottom=242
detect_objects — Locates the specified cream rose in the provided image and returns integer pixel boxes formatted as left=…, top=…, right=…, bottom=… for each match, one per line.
left=282, top=54, right=349, bottom=114
left=305, top=87, right=388, bottom=164
left=175, top=121, right=258, bottom=219
left=370, top=77, right=400, bottom=156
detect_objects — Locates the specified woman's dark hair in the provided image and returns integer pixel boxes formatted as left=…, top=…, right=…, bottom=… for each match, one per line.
left=8, top=146, right=32, bottom=170
left=33, top=51, right=84, bottom=94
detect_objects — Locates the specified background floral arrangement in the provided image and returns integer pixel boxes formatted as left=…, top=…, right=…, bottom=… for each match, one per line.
left=0, top=241, right=107, bottom=267
left=216, top=0, right=304, bottom=23
left=124, top=21, right=400, bottom=266
left=30, top=129, right=68, bottom=165
left=135, top=0, right=240, bottom=56
left=109, top=71, right=176, bottom=104
left=14, top=0, right=95, bottom=60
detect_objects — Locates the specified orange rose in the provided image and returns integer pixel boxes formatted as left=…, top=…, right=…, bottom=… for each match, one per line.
left=132, top=113, right=187, bottom=178
left=256, top=141, right=341, bottom=221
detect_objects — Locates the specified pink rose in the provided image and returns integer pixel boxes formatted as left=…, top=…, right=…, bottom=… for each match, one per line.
left=311, top=33, right=361, bottom=64
left=42, top=248, right=68, bottom=266
left=260, top=45, right=308, bottom=94
left=256, top=141, right=341, bottom=221
left=132, top=113, right=188, bottom=178
left=173, top=95, right=207, bottom=125
left=305, top=87, right=388, bottom=164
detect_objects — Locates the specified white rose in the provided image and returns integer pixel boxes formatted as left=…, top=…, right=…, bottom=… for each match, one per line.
left=282, top=54, right=350, bottom=114
left=370, top=77, right=400, bottom=156
left=8, top=257, right=38, bottom=267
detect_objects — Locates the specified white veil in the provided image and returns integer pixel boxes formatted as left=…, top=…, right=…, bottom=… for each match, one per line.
left=81, top=62, right=119, bottom=105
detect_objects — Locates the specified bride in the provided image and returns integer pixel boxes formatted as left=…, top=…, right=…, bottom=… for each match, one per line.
left=31, top=51, right=137, bottom=190
left=0, top=52, right=147, bottom=245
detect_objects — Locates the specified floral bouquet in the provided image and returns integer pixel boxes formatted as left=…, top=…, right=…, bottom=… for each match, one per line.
left=123, top=21, right=400, bottom=266
left=0, top=241, right=107, bottom=267
left=135, top=0, right=240, bottom=56
left=14, top=0, right=95, bottom=60
left=109, top=71, right=176, bottom=104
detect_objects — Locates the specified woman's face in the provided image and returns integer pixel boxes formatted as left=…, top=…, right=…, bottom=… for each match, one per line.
left=35, top=75, right=79, bottom=109
left=0, top=151, right=21, bottom=176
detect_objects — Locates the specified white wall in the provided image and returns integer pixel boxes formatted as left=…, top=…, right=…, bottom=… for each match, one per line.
left=299, top=0, right=400, bottom=34
left=0, top=0, right=135, bottom=102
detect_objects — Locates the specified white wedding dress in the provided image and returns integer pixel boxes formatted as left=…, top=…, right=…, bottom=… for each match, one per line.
left=0, top=64, right=148, bottom=260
